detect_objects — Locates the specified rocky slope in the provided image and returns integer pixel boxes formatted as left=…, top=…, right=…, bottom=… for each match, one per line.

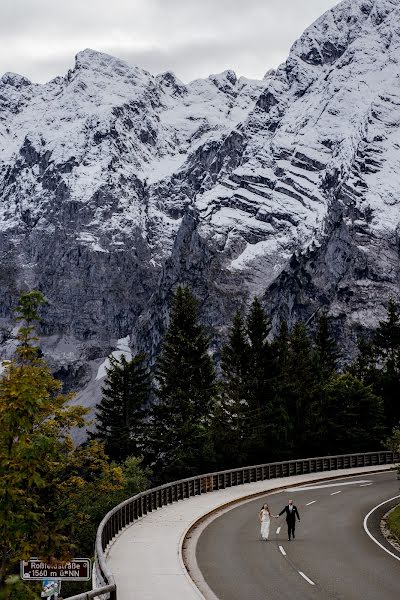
left=0, top=0, right=400, bottom=407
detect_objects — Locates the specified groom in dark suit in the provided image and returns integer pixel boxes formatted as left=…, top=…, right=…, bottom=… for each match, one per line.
left=279, top=499, right=300, bottom=541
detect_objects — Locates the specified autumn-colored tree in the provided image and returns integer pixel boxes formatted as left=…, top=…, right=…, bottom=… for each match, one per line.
left=0, top=291, right=124, bottom=597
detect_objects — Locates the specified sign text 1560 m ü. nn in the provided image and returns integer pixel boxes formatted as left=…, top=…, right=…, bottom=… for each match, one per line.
left=20, top=558, right=91, bottom=581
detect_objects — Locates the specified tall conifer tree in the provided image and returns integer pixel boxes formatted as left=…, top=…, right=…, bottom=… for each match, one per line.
left=314, top=312, right=339, bottom=379
left=319, top=374, right=384, bottom=454
left=151, top=287, right=216, bottom=480
left=273, top=320, right=290, bottom=369
left=91, top=353, right=150, bottom=462
left=245, top=299, right=285, bottom=462
left=351, top=299, right=400, bottom=432
left=374, top=299, right=400, bottom=364
left=213, top=312, right=250, bottom=468
left=277, top=322, right=317, bottom=456
left=245, top=298, right=273, bottom=412
left=373, top=299, right=400, bottom=430
left=349, top=338, right=378, bottom=384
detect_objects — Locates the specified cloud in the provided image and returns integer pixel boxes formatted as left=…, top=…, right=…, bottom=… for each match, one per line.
left=0, top=0, right=340, bottom=83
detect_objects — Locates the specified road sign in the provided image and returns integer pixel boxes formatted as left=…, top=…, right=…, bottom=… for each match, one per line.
left=20, top=558, right=91, bottom=581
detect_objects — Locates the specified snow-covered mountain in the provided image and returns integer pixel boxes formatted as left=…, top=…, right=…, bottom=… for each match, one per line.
left=1, top=0, right=400, bottom=404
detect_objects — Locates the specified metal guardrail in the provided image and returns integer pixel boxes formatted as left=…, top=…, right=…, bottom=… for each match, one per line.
left=65, top=450, right=399, bottom=600
left=64, top=585, right=116, bottom=600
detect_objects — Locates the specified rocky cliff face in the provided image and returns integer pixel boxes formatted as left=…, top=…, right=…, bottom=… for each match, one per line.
left=0, top=0, right=399, bottom=408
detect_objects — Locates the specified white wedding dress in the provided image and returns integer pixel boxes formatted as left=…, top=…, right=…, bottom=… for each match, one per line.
left=260, top=510, right=271, bottom=540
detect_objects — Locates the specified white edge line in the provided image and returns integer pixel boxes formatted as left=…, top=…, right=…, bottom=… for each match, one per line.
left=299, top=571, right=315, bottom=585
left=276, top=526, right=281, bottom=534
left=363, top=495, right=400, bottom=562
left=306, top=500, right=316, bottom=506
left=279, top=545, right=286, bottom=556
left=330, top=490, right=342, bottom=495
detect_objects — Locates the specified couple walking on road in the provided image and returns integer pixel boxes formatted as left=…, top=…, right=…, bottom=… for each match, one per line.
left=259, top=499, right=300, bottom=541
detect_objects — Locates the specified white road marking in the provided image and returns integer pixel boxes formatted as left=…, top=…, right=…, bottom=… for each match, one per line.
left=276, top=526, right=281, bottom=534
left=299, top=571, right=316, bottom=586
left=363, top=495, right=400, bottom=562
left=360, top=483, right=372, bottom=487
left=287, top=480, right=372, bottom=491
left=279, top=545, right=286, bottom=556
left=330, top=490, right=342, bottom=496
left=306, top=500, right=316, bottom=506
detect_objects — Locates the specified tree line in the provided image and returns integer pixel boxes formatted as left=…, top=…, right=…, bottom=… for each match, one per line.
left=92, top=287, right=400, bottom=483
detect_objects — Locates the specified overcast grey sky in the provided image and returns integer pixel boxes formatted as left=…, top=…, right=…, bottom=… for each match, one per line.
left=2, top=0, right=340, bottom=83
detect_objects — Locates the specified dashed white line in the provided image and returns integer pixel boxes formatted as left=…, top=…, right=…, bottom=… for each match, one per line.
left=330, top=490, right=342, bottom=496
left=306, top=500, right=316, bottom=506
left=276, top=526, right=281, bottom=534
left=299, top=571, right=316, bottom=586
left=363, top=495, right=400, bottom=562
left=360, top=483, right=372, bottom=487
left=278, top=544, right=316, bottom=586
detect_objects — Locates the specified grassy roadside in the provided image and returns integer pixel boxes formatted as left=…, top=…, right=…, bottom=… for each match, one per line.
left=387, top=505, right=400, bottom=541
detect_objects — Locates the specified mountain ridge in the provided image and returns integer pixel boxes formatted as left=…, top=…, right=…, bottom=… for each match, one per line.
left=0, top=0, right=399, bottom=413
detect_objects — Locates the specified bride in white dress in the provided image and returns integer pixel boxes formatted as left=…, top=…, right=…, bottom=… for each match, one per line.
left=259, top=504, right=277, bottom=541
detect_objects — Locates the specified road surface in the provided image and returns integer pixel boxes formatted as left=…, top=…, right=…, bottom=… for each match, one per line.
left=196, top=471, right=400, bottom=599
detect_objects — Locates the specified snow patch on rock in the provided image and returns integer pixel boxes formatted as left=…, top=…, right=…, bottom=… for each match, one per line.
left=95, top=336, right=132, bottom=381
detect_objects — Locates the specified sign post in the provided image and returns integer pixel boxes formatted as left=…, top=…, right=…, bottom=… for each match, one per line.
left=41, top=580, right=61, bottom=599
left=20, top=557, right=91, bottom=582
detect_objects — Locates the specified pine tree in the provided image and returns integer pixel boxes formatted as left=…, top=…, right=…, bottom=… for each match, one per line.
left=349, top=338, right=378, bottom=384
left=14, top=289, right=45, bottom=363
left=212, top=312, right=250, bottom=468
left=320, top=374, right=385, bottom=454
left=277, top=321, right=317, bottom=456
left=244, top=298, right=286, bottom=462
left=314, top=312, right=339, bottom=379
left=374, top=299, right=400, bottom=365
left=151, top=287, right=217, bottom=481
left=91, top=353, right=150, bottom=462
left=270, top=320, right=291, bottom=456
left=373, top=299, right=400, bottom=431
left=221, top=312, right=249, bottom=387
left=245, top=298, right=272, bottom=411
left=351, top=299, right=400, bottom=433
left=272, top=320, right=290, bottom=370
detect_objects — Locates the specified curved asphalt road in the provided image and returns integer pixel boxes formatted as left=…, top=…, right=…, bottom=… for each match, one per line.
left=196, top=471, right=400, bottom=600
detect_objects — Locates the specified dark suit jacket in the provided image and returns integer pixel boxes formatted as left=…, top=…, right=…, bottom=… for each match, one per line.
left=279, top=505, right=300, bottom=524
